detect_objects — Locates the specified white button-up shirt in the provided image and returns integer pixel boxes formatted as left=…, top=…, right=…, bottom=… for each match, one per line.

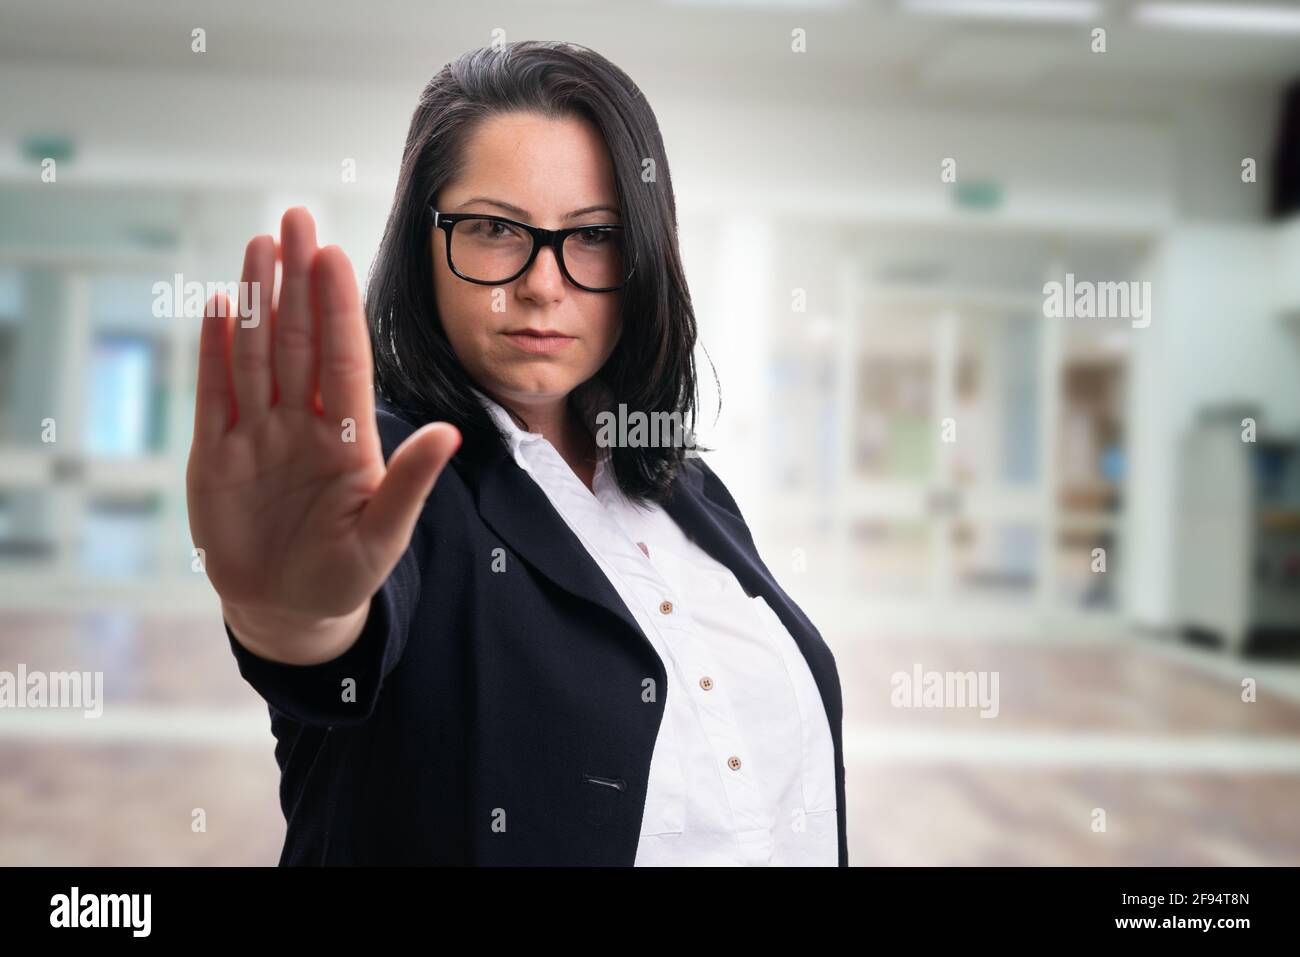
left=472, top=387, right=838, bottom=866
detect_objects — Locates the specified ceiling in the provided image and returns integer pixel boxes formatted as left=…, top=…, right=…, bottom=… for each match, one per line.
left=0, top=0, right=1297, bottom=114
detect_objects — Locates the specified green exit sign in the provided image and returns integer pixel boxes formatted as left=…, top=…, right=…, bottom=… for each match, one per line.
left=954, top=180, right=1003, bottom=211
left=22, top=134, right=75, bottom=164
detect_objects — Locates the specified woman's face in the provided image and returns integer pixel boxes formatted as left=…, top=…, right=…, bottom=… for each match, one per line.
left=432, top=111, right=624, bottom=412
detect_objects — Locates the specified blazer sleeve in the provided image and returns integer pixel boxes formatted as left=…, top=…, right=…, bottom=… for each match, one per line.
left=223, top=401, right=428, bottom=728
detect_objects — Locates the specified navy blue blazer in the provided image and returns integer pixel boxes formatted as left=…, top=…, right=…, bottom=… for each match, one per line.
left=226, top=394, right=848, bottom=865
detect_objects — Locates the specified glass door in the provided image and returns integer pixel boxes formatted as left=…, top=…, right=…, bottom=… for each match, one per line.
left=846, top=292, right=1045, bottom=615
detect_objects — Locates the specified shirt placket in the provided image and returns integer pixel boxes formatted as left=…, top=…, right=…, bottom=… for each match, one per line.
left=587, top=453, right=775, bottom=863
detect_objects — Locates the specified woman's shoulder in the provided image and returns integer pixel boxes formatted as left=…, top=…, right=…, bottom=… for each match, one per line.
left=682, top=453, right=746, bottom=523
left=372, top=393, right=459, bottom=463
left=371, top=393, right=476, bottom=517
left=374, top=393, right=422, bottom=440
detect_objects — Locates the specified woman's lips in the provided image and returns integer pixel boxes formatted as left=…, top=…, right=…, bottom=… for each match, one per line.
left=502, top=332, right=576, bottom=355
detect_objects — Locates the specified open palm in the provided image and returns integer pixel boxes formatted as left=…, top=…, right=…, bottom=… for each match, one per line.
left=186, top=207, right=459, bottom=659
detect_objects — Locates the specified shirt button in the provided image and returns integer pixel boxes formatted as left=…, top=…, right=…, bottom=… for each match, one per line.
left=699, top=676, right=714, bottom=691
left=659, top=600, right=673, bottom=615
left=727, top=756, right=742, bottom=771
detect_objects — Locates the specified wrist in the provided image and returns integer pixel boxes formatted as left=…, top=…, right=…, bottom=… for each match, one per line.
left=223, top=598, right=372, bottom=666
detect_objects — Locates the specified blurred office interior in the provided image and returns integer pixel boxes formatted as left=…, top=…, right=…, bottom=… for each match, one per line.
left=3, top=0, right=1300, bottom=864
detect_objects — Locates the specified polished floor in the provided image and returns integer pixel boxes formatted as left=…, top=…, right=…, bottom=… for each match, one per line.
left=2, top=610, right=1298, bottom=865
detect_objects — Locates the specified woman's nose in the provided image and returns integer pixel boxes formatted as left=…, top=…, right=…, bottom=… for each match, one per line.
left=516, top=243, right=567, bottom=296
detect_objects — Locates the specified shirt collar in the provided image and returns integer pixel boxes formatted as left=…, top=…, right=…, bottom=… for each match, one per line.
left=469, top=382, right=616, bottom=477
left=469, top=384, right=542, bottom=462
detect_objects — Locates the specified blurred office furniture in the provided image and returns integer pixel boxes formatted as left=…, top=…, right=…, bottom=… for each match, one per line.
left=1175, top=405, right=1300, bottom=655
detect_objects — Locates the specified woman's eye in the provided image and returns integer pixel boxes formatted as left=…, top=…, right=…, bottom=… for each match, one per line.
left=578, top=228, right=612, bottom=245
left=468, top=220, right=515, bottom=240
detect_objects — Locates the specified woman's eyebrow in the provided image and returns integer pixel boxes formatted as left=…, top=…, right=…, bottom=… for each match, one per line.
left=565, top=204, right=621, bottom=220
left=456, top=197, right=620, bottom=220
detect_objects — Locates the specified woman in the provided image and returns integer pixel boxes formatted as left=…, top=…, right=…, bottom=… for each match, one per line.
left=187, top=40, right=847, bottom=866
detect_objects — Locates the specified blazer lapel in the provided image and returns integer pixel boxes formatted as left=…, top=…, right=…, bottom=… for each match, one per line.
left=465, top=444, right=652, bottom=653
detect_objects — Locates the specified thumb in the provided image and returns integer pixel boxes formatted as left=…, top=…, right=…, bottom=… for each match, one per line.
left=358, top=422, right=461, bottom=567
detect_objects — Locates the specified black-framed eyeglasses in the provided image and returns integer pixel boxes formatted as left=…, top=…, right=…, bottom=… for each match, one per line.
left=430, top=207, right=634, bottom=293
